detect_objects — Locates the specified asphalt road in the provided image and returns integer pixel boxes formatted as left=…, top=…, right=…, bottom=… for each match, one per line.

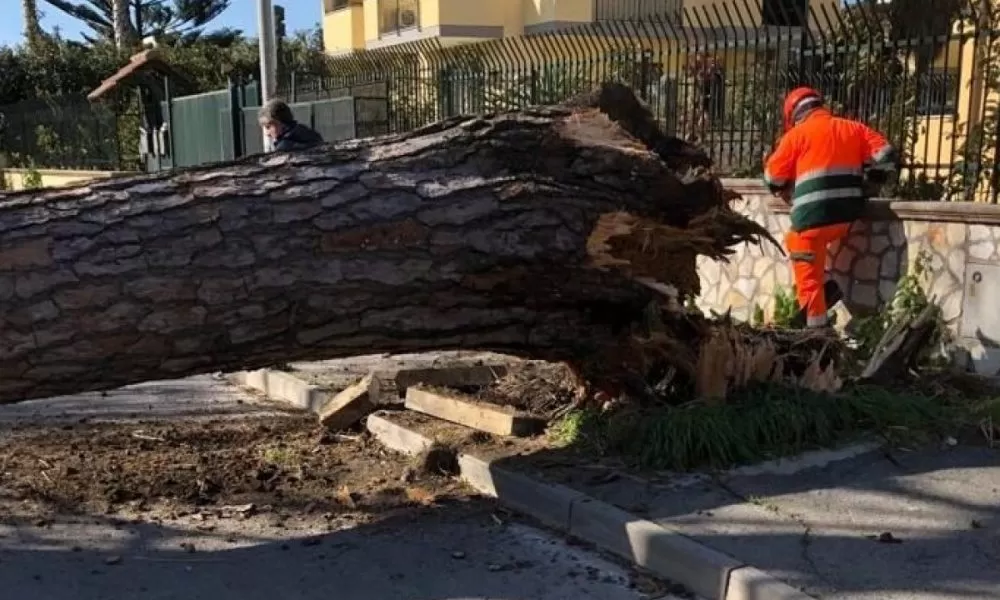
left=0, top=508, right=682, bottom=600
left=0, top=375, right=686, bottom=600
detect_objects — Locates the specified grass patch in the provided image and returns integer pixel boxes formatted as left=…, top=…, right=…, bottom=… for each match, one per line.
left=260, top=445, right=298, bottom=467
left=549, top=381, right=986, bottom=471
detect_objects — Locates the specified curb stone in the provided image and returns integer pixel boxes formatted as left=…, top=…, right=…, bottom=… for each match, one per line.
left=230, top=364, right=511, bottom=414
left=228, top=369, right=330, bottom=413
left=366, top=413, right=815, bottom=600
left=231, top=367, right=817, bottom=600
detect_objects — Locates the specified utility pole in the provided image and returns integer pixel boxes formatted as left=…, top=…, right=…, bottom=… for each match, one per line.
left=257, top=0, right=279, bottom=151
left=274, top=4, right=287, bottom=91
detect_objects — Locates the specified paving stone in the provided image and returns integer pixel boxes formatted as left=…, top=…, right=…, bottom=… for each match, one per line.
left=907, top=221, right=929, bottom=240
left=738, top=258, right=754, bottom=278
left=968, top=223, right=993, bottom=244
left=939, top=290, right=963, bottom=322
left=867, top=220, right=890, bottom=235
left=752, top=259, right=771, bottom=278
left=734, top=277, right=758, bottom=300
left=946, top=223, right=967, bottom=246
left=889, top=222, right=906, bottom=246
left=833, top=247, right=855, bottom=273
left=850, top=282, right=878, bottom=308
left=847, top=232, right=869, bottom=253
left=725, top=289, right=749, bottom=311
left=968, top=240, right=994, bottom=261
left=878, top=279, right=897, bottom=304
left=870, top=234, right=891, bottom=254
left=854, top=255, right=880, bottom=282
left=880, top=251, right=901, bottom=279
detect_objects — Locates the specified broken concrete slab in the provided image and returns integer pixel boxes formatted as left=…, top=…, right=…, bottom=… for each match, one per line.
left=228, top=369, right=327, bottom=412
left=318, top=373, right=380, bottom=431
left=288, top=352, right=519, bottom=392
left=404, top=387, right=545, bottom=437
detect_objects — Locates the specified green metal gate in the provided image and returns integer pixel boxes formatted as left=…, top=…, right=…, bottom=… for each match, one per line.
left=149, top=80, right=387, bottom=171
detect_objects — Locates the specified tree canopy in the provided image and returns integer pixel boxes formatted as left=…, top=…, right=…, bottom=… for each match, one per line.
left=0, top=24, right=328, bottom=106
left=43, top=0, right=232, bottom=45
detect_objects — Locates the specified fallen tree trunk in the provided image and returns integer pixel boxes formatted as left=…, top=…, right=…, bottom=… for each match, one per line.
left=0, top=84, right=775, bottom=404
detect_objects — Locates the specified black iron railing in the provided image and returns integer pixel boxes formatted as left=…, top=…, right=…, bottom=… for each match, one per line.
left=594, top=0, right=683, bottom=22
left=282, top=0, right=1000, bottom=201
left=0, top=95, right=139, bottom=172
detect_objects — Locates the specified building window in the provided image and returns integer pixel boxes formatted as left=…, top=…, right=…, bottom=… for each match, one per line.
left=379, top=0, right=419, bottom=35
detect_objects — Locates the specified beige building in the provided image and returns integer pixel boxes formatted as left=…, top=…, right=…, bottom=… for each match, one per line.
left=320, top=0, right=841, bottom=55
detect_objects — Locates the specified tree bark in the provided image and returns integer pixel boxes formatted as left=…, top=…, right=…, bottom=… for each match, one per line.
left=112, top=0, right=133, bottom=49
left=0, top=84, right=774, bottom=404
left=22, top=0, right=43, bottom=53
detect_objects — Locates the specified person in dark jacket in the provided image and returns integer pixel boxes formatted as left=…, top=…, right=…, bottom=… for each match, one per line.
left=258, top=99, right=323, bottom=151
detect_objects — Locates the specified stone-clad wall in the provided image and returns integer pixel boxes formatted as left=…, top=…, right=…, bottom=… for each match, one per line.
left=702, top=180, right=1000, bottom=375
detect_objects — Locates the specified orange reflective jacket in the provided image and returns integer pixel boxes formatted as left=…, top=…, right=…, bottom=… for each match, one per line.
left=764, top=108, right=896, bottom=232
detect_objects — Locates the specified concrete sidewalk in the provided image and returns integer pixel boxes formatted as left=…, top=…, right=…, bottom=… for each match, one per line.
left=530, top=444, right=1000, bottom=599
left=0, top=374, right=295, bottom=431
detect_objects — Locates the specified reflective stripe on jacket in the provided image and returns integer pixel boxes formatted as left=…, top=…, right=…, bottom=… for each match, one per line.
left=763, top=109, right=897, bottom=232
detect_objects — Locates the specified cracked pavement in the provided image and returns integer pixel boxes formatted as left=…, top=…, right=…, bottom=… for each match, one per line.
left=539, top=443, right=1000, bottom=599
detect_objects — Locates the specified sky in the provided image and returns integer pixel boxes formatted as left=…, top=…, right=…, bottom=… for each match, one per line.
left=0, top=1, right=322, bottom=47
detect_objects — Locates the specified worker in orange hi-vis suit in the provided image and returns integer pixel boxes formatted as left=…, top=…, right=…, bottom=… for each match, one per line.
left=764, top=87, right=898, bottom=328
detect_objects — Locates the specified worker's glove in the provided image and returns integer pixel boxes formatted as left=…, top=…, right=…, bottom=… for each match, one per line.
left=863, top=168, right=893, bottom=199
left=865, top=169, right=890, bottom=186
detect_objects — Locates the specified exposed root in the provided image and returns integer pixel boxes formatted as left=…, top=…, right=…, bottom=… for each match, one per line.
left=482, top=361, right=585, bottom=419
left=694, top=321, right=843, bottom=403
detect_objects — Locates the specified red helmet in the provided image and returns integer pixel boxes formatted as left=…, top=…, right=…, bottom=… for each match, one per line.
left=782, top=87, right=824, bottom=131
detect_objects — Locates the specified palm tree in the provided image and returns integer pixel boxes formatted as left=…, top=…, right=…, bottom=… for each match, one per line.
left=43, top=0, right=231, bottom=45
left=112, top=0, right=132, bottom=48
left=22, top=0, right=44, bottom=52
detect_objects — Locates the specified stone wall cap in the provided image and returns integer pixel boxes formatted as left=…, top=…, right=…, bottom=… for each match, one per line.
left=719, top=178, right=1000, bottom=225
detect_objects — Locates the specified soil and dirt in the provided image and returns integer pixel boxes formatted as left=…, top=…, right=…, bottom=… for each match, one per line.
left=0, top=413, right=470, bottom=527
left=477, top=361, right=585, bottom=419
left=0, top=395, right=693, bottom=600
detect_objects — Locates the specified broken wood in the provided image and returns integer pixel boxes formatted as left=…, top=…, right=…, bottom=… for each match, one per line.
left=405, top=387, right=546, bottom=437
left=695, top=320, right=843, bottom=401
left=318, top=373, right=380, bottom=430
left=0, top=82, right=778, bottom=404
left=858, top=304, right=940, bottom=384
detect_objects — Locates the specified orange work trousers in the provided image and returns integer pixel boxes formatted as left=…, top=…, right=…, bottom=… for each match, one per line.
left=784, top=223, right=852, bottom=328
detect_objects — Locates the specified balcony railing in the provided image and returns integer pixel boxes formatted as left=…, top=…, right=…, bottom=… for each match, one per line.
left=379, top=0, right=420, bottom=35
left=594, top=0, right=683, bottom=21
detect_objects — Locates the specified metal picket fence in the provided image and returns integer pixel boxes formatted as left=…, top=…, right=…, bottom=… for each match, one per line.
left=282, top=0, right=996, bottom=201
